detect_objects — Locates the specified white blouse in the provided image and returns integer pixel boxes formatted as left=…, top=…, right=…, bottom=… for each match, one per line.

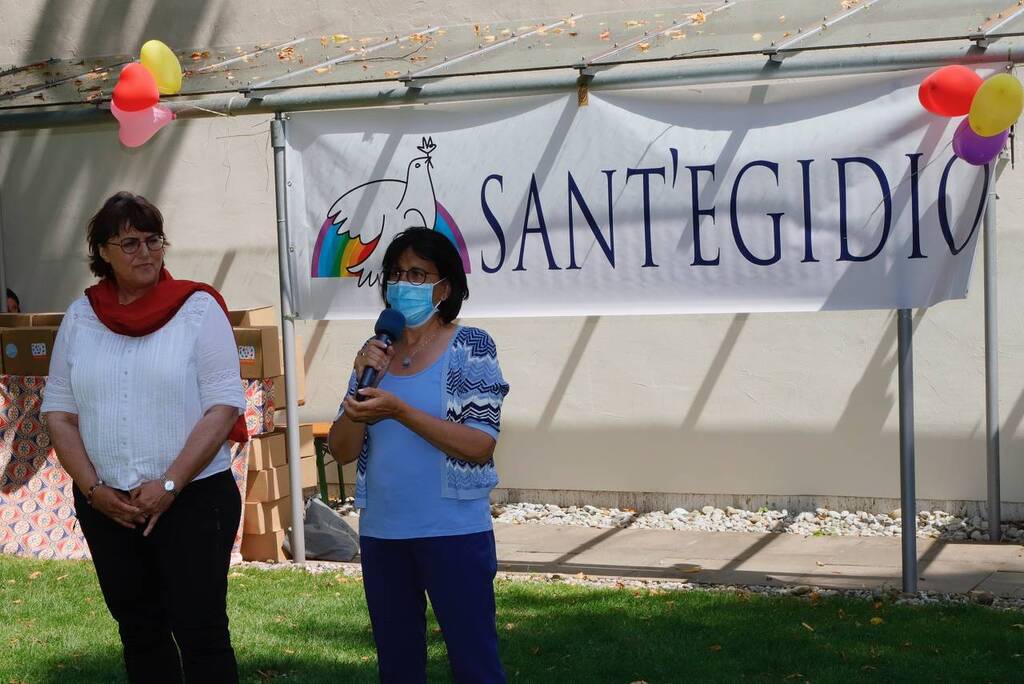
left=40, top=292, right=246, bottom=491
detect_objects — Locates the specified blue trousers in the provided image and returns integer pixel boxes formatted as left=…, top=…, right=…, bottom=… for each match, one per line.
left=360, top=531, right=506, bottom=684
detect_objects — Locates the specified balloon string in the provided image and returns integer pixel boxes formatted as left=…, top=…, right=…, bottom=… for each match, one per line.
left=176, top=103, right=230, bottom=117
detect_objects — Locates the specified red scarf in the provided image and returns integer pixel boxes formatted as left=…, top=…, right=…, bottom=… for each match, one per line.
left=85, top=268, right=249, bottom=443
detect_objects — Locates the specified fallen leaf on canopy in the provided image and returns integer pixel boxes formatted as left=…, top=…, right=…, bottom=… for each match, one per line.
left=689, top=11, right=707, bottom=25
left=383, top=70, right=401, bottom=78
left=670, top=30, right=686, bottom=39
left=314, top=66, right=330, bottom=74
left=752, top=33, right=763, bottom=41
left=637, top=42, right=651, bottom=52
left=320, top=36, right=329, bottom=47
left=599, top=29, right=611, bottom=40
left=625, top=20, right=644, bottom=28
left=332, top=34, right=350, bottom=44
left=277, top=47, right=295, bottom=60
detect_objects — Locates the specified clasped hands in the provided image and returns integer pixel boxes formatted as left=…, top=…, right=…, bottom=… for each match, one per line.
left=90, top=479, right=174, bottom=536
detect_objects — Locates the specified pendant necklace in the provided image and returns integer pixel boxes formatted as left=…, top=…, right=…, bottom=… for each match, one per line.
left=401, top=326, right=441, bottom=368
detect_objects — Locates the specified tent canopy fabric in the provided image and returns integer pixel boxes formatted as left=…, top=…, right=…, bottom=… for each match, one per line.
left=3, top=0, right=1024, bottom=112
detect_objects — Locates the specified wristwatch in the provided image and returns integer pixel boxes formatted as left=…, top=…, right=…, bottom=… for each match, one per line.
left=162, top=478, right=178, bottom=497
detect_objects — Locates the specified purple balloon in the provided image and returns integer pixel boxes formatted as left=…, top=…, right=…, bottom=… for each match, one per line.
left=953, top=118, right=1008, bottom=166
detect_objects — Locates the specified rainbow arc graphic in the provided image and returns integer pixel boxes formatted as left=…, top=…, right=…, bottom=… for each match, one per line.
left=311, top=201, right=470, bottom=278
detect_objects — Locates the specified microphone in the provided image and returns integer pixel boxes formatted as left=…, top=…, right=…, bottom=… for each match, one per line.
left=357, top=308, right=406, bottom=398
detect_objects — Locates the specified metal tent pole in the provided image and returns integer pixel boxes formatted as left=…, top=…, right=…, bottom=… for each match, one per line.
left=897, top=308, right=917, bottom=594
left=271, top=112, right=305, bottom=564
left=984, top=177, right=1001, bottom=542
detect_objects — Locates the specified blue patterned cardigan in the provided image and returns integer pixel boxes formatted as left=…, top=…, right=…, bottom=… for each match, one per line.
left=348, top=326, right=510, bottom=508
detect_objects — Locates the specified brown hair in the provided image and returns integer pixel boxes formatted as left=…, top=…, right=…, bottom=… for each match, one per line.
left=86, top=192, right=167, bottom=280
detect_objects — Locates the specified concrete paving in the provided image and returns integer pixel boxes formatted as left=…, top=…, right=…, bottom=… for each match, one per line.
left=343, top=518, right=1024, bottom=596
left=489, top=522, right=1024, bottom=596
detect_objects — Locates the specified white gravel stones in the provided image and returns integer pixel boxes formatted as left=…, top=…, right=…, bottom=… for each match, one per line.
left=488, top=501, right=1024, bottom=543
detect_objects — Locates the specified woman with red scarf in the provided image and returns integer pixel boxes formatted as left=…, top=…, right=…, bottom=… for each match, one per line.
left=41, top=192, right=247, bottom=683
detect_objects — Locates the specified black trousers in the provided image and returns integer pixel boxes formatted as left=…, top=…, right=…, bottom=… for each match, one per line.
left=74, top=468, right=241, bottom=684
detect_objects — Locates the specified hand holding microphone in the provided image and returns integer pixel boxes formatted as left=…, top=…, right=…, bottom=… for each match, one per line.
left=354, top=308, right=406, bottom=400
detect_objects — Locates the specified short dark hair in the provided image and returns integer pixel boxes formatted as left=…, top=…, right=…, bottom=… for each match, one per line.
left=379, top=228, right=468, bottom=323
left=6, top=289, right=19, bottom=309
left=86, top=192, right=166, bottom=280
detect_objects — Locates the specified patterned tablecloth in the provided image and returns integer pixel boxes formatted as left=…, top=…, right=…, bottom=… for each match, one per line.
left=0, top=376, right=274, bottom=562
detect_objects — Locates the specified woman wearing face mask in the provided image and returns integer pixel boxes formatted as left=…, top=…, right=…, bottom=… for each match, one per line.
left=329, top=227, right=510, bottom=683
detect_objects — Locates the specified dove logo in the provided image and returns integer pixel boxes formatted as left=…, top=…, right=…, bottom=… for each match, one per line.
left=310, top=137, right=471, bottom=283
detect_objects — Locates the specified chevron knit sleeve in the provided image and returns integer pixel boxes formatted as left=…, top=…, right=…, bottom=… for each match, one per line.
left=447, top=327, right=510, bottom=440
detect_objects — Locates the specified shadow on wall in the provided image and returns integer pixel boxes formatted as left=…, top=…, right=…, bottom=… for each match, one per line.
left=495, top=422, right=1023, bottom=504
left=0, top=0, right=229, bottom=311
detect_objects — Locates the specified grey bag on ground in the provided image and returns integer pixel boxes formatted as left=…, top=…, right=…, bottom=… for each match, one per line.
left=282, top=497, right=360, bottom=561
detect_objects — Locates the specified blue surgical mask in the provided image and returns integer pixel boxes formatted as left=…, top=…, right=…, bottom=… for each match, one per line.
left=386, top=279, right=445, bottom=328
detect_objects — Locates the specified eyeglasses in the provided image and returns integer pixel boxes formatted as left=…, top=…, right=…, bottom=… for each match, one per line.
left=386, top=267, right=440, bottom=286
left=107, top=235, right=166, bottom=255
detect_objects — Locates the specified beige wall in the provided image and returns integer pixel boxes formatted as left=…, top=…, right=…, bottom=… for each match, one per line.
left=2, top=1, right=1022, bottom=510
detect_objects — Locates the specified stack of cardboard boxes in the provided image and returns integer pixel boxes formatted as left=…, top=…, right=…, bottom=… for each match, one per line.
left=229, top=305, right=315, bottom=562
left=228, top=306, right=307, bottom=407
left=0, top=313, right=65, bottom=376
left=239, top=424, right=318, bottom=561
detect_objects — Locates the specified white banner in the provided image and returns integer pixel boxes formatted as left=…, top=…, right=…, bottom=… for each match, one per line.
left=284, top=71, right=993, bottom=320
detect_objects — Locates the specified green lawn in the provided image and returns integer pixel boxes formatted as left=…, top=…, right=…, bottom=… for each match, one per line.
left=1, top=555, right=1022, bottom=683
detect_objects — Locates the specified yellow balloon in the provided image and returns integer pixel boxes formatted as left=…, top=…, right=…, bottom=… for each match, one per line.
left=968, top=73, right=1023, bottom=137
left=139, top=39, right=182, bottom=95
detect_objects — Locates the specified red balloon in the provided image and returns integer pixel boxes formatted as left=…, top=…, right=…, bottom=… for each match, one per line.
left=112, top=62, right=159, bottom=112
left=919, top=65, right=983, bottom=117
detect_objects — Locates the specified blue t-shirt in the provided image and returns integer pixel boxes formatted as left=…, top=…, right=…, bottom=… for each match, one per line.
left=358, top=341, right=494, bottom=540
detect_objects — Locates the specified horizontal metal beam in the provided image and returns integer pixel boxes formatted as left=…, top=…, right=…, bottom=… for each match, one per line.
left=1, top=42, right=1019, bottom=131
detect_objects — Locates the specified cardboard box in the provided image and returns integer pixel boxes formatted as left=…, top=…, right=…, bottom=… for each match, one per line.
left=31, top=313, right=65, bottom=327
left=240, top=529, right=288, bottom=562
left=229, top=306, right=278, bottom=328
left=248, top=424, right=315, bottom=472
left=247, top=431, right=287, bottom=471
left=243, top=496, right=293, bottom=535
left=301, top=454, right=317, bottom=488
left=233, top=327, right=283, bottom=379
left=245, top=464, right=290, bottom=502
left=0, top=314, right=33, bottom=327
left=2, top=327, right=58, bottom=376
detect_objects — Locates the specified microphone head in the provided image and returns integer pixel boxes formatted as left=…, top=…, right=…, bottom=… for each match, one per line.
left=375, top=308, right=406, bottom=341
